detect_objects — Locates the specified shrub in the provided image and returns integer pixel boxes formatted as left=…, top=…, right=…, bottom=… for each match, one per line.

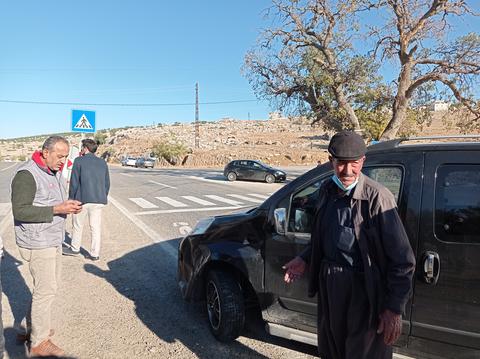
left=151, top=141, right=188, bottom=165
left=94, top=132, right=108, bottom=145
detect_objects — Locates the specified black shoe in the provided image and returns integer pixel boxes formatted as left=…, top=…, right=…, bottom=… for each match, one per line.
left=90, top=255, right=100, bottom=261
left=62, top=247, right=80, bottom=256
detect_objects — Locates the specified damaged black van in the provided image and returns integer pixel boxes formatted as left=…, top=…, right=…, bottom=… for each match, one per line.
left=177, top=136, right=480, bottom=359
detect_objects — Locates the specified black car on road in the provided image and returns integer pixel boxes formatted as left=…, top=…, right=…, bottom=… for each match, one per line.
left=223, top=160, right=286, bottom=183
left=178, top=136, right=480, bottom=359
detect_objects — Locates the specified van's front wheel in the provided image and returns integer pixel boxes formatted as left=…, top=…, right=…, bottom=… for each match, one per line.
left=205, top=270, right=245, bottom=342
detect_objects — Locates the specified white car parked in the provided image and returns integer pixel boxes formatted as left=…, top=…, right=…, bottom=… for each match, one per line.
left=121, top=157, right=137, bottom=167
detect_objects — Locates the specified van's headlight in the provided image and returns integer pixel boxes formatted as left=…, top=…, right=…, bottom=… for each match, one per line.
left=190, top=217, right=215, bottom=235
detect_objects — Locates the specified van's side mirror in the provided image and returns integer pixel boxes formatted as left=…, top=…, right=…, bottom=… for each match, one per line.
left=274, top=208, right=287, bottom=235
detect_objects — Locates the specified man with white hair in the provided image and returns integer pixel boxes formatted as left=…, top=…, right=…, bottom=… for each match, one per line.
left=11, top=135, right=82, bottom=357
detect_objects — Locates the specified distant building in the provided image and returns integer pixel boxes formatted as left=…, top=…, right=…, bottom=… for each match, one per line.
left=268, top=111, right=283, bottom=120
left=429, top=101, right=450, bottom=112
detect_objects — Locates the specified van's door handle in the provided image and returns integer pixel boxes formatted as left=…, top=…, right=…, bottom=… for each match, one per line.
left=421, top=251, right=440, bottom=285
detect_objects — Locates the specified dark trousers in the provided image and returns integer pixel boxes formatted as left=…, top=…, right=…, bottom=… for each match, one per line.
left=317, top=262, right=391, bottom=359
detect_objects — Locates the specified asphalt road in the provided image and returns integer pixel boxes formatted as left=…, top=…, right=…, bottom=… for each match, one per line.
left=108, top=165, right=309, bottom=239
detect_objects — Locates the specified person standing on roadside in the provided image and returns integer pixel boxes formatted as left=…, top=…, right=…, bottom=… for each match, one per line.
left=11, top=135, right=82, bottom=357
left=63, top=139, right=110, bottom=261
left=283, top=131, right=416, bottom=359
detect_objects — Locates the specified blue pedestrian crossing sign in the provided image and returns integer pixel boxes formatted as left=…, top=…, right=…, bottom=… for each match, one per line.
left=72, top=110, right=96, bottom=133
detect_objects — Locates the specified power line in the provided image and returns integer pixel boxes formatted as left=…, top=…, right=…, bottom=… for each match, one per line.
left=0, top=98, right=259, bottom=107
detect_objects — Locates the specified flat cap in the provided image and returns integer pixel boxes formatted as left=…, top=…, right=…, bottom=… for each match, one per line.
left=328, top=131, right=366, bottom=160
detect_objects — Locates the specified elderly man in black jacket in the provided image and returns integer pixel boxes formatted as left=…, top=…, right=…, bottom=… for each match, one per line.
left=63, top=139, right=110, bottom=260
left=283, top=131, right=415, bottom=359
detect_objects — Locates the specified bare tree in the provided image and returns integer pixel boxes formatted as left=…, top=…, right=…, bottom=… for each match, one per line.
left=245, top=0, right=479, bottom=138
left=244, top=0, right=380, bottom=132
left=374, top=0, right=480, bottom=139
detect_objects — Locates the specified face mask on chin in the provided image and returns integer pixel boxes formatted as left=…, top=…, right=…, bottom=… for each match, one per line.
left=332, top=174, right=358, bottom=192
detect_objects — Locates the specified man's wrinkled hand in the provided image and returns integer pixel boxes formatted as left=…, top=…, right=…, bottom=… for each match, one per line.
left=282, top=256, right=306, bottom=283
left=377, top=309, right=402, bottom=345
left=54, top=200, right=83, bottom=215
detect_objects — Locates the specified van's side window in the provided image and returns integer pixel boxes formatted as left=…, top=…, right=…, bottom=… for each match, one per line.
left=288, top=179, right=325, bottom=233
left=287, top=166, right=403, bottom=235
left=363, top=166, right=403, bottom=203
left=435, top=164, right=480, bottom=244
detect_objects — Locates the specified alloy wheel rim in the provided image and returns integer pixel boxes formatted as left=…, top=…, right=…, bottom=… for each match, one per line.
left=206, top=281, right=221, bottom=330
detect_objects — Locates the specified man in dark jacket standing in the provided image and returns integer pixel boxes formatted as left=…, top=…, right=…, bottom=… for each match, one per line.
left=63, top=139, right=110, bottom=260
left=283, top=131, right=415, bottom=359
left=11, top=135, right=82, bottom=356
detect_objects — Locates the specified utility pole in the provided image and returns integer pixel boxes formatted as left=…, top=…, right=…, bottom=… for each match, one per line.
left=195, top=82, right=199, bottom=149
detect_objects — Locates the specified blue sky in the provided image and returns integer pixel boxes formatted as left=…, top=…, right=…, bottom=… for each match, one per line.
left=0, top=1, right=273, bottom=138
left=0, top=1, right=478, bottom=139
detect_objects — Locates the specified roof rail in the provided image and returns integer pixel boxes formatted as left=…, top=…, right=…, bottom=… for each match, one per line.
left=367, top=135, right=480, bottom=151
left=405, top=135, right=480, bottom=141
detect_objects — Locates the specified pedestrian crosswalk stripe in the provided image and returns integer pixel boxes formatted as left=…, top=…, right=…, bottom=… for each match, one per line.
left=135, top=205, right=244, bottom=216
left=129, top=198, right=158, bottom=209
left=227, top=194, right=263, bottom=203
left=247, top=193, right=269, bottom=199
left=128, top=193, right=272, bottom=210
left=155, top=197, right=188, bottom=208
left=204, top=195, right=243, bottom=206
left=182, top=196, right=216, bottom=206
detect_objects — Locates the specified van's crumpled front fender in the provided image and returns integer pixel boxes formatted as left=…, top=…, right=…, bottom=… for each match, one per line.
left=177, top=211, right=266, bottom=302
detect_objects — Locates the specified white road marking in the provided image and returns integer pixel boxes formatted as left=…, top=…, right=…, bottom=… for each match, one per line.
left=227, top=194, right=263, bottom=203
left=184, top=175, right=230, bottom=185
left=108, top=197, right=175, bottom=259
left=204, top=195, right=243, bottom=206
left=247, top=193, right=269, bottom=199
left=128, top=198, right=159, bottom=209
left=0, top=203, right=10, bottom=216
left=1, top=163, right=18, bottom=172
left=135, top=205, right=246, bottom=216
left=155, top=197, right=188, bottom=208
left=182, top=196, right=216, bottom=206
left=173, top=222, right=192, bottom=235
left=393, top=354, right=416, bottom=359
left=120, top=173, right=133, bottom=177
left=148, top=180, right=177, bottom=189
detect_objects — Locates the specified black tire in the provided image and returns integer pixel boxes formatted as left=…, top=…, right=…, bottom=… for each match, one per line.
left=205, top=270, right=245, bottom=342
left=227, top=172, right=237, bottom=181
left=265, top=174, right=275, bottom=183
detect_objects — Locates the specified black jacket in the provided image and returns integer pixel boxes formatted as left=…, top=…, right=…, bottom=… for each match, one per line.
left=303, top=173, right=415, bottom=325
left=69, top=153, right=110, bottom=204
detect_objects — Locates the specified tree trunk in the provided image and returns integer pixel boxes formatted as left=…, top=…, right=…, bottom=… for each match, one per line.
left=381, top=63, right=412, bottom=140
left=332, top=84, right=361, bottom=131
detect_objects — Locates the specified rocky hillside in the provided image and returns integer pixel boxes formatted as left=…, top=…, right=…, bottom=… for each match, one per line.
left=102, top=117, right=331, bottom=167
left=1, top=112, right=478, bottom=168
